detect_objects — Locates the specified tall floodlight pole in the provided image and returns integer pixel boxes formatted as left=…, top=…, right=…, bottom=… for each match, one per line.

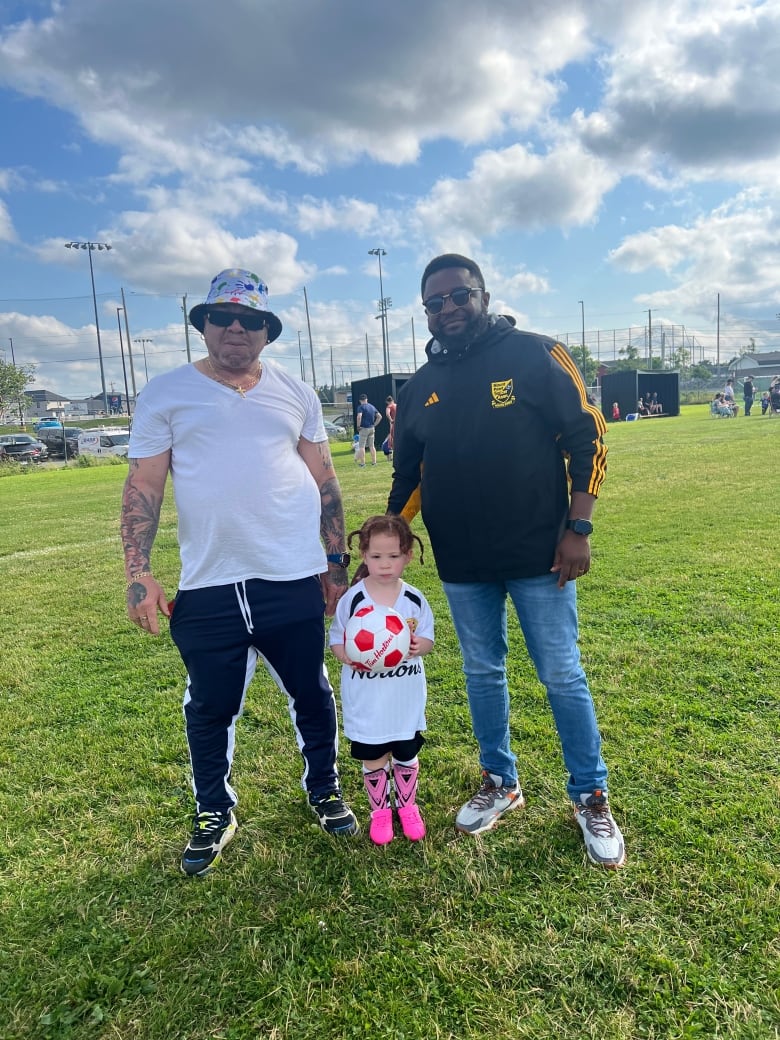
left=369, top=248, right=388, bottom=374
left=182, top=295, right=192, bottom=362
left=116, top=308, right=131, bottom=416
left=120, top=288, right=137, bottom=404
left=134, top=339, right=152, bottom=382
left=579, top=300, right=585, bottom=353
left=302, top=286, right=317, bottom=390
left=65, top=240, right=111, bottom=413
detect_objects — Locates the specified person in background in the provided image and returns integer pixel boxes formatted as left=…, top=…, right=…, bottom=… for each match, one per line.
left=723, top=379, right=739, bottom=415
left=742, top=375, right=755, bottom=416
left=711, top=392, right=732, bottom=417
left=355, top=393, right=381, bottom=467
left=330, top=515, right=434, bottom=845
left=760, top=390, right=771, bottom=415
left=121, top=268, right=358, bottom=877
left=385, top=395, right=397, bottom=456
left=388, top=252, right=625, bottom=870
left=611, top=402, right=621, bottom=422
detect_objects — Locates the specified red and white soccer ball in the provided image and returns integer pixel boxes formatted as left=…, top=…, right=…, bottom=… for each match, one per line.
left=344, top=604, right=411, bottom=673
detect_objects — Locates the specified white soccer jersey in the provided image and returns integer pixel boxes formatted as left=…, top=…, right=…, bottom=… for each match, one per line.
left=329, top=580, right=434, bottom=744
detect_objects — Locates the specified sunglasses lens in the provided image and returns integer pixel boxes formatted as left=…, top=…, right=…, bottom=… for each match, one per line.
left=423, top=288, right=479, bottom=314
left=208, top=311, right=265, bottom=331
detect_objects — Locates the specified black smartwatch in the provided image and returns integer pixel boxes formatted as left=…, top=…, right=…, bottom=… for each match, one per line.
left=566, top=518, right=593, bottom=536
left=326, top=552, right=351, bottom=567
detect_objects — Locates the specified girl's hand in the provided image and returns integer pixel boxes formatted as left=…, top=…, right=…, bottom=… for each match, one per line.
left=407, top=633, right=434, bottom=658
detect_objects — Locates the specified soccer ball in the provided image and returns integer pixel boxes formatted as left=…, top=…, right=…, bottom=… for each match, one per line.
left=344, top=604, right=411, bottom=673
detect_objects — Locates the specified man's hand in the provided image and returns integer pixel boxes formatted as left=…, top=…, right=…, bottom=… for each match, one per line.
left=126, top=575, right=170, bottom=635
left=550, top=531, right=591, bottom=588
left=321, top=564, right=349, bottom=616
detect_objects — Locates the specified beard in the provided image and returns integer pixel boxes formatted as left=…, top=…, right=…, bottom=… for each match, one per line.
left=431, top=309, right=490, bottom=351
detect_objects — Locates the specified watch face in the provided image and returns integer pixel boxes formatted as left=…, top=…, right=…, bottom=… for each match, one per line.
left=569, top=519, right=593, bottom=536
left=327, top=553, right=351, bottom=566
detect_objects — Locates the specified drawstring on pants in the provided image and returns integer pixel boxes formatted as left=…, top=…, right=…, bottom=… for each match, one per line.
left=234, top=581, right=254, bottom=634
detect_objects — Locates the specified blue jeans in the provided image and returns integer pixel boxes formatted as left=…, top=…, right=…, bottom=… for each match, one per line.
left=443, top=573, right=608, bottom=800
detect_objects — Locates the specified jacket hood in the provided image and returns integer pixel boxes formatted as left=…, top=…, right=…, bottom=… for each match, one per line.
left=425, top=313, right=517, bottom=364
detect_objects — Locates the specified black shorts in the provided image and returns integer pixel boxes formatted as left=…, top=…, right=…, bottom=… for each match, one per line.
left=350, top=732, right=425, bottom=762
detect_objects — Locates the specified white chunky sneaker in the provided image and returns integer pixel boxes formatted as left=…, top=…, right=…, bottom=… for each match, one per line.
left=455, top=771, right=525, bottom=836
left=573, top=790, right=626, bottom=869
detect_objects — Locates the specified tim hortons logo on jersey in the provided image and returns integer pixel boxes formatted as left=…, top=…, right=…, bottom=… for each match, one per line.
left=491, top=379, right=516, bottom=408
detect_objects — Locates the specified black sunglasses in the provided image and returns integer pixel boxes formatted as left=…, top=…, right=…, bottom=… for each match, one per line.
left=206, top=310, right=267, bottom=332
left=422, top=287, right=483, bottom=315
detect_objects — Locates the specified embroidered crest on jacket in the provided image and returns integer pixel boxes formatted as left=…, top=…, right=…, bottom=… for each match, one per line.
left=491, top=379, right=516, bottom=409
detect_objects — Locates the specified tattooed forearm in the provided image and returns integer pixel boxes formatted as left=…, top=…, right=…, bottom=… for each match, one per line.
left=319, top=474, right=346, bottom=552
left=120, top=467, right=165, bottom=573
left=316, top=440, right=334, bottom=470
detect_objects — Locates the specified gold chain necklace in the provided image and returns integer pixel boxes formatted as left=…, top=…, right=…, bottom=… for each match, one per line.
left=205, top=357, right=262, bottom=398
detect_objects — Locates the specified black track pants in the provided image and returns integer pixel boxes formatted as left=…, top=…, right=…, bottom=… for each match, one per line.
left=170, top=576, right=339, bottom=813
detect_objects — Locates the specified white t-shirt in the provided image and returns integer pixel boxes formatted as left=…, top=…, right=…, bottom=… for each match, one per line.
left=129, top=360, right=328, bottom=589
left=329, top=580, right=434, bottom=744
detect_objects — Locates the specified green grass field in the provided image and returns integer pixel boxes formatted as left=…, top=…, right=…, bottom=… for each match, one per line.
left=1, top=406, right=778, bottom=1039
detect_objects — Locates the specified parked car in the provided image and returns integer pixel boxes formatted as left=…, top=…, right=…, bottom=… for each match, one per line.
left=33, top=418, right=63, bottom=431
left=323, top=420, right=346, bottom=437
left=36, top=426, right=84, bottom=459
left=0, top=434, right=49, bottom=463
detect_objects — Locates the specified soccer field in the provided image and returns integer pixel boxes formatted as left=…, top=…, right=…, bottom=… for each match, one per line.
left=0, top=406, right=778, bottom=1039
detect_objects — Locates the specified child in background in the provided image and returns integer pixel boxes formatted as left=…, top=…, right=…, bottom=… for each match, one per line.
left=330, top=515, right=434, bottom=846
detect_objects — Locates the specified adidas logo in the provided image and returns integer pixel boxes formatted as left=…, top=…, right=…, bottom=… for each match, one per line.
left=424, top=392, right=440, bottom=407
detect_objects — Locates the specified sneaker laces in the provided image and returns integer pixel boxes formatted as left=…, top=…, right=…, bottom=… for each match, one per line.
left=466, top=774, right=502, bottom=809
left=193, top=811, right=227, bottom=838
left=312, top=792, right=346, bottom=812
left=579, top=794, right=616, bottom=837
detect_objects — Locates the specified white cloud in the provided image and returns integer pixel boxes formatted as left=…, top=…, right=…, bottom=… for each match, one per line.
left=0, top=1, right=588, bottom=171
left=0, top=199, right=16, bottom=242
left=295, top=197, right=379, bottom=235
left=414, top=139, right=619, bottom=245
left=577, top=0, right=780, bottom=177
left=44, top=207, right=314, bottom=297
left=609, top=190, right=780, bottom=314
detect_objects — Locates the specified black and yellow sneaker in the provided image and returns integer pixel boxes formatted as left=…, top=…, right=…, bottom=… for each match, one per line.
left=180, top=809, right=237, bottom=876
left=309, top=792, right=359, bottom=836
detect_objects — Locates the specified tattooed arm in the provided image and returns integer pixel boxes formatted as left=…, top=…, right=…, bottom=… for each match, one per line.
left=120, top=451, right=171, bottom=634
left=298, top=437, right=348, bottom=616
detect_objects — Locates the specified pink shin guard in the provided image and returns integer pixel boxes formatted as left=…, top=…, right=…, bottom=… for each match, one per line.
left=393, top=760, right=419, bottom=808
left=363, top=765, right=390, bottom=813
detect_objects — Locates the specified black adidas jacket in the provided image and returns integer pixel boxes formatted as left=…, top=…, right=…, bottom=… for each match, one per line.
left=386, top=315, right=607, bottom=582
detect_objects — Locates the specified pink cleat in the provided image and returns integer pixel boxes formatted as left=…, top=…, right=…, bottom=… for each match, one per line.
left=397, top=804, right=426, bottom=841
left=369, top=808, right=394, bottom=845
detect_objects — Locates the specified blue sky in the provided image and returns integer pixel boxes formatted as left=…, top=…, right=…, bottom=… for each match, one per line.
left=1, top=0, right=779, bottom=400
